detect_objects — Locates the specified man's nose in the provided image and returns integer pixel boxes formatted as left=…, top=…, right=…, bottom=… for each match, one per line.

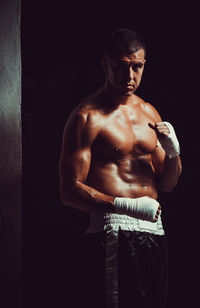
left=128, top=67, right=134, bottom=80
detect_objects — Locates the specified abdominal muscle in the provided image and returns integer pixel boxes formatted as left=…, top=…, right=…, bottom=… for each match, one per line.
left=86, top=156, right=158, bottom=200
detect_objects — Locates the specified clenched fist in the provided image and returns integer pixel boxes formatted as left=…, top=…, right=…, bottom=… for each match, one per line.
left=148, top=121, right=180, bottom=159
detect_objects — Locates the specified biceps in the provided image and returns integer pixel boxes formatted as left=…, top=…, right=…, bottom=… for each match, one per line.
left=59, top=148, right=92, bottom=184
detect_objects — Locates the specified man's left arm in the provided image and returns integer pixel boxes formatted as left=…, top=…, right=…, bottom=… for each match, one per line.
left=149, top=121, right=182, bottom=192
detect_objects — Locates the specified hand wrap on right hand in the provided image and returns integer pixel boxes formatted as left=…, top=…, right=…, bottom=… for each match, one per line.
left=114, top=196, right=160, bottom=222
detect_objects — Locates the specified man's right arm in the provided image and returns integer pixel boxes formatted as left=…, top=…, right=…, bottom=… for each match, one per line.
left=59, top=109, right=115, bottom=214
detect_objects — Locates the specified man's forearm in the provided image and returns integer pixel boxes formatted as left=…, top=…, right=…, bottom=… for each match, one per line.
left=61, top=180, right=115, bottom=213
left=61, top=180, right=161, bottom=222
left=157, top=155, right=182, bottom=192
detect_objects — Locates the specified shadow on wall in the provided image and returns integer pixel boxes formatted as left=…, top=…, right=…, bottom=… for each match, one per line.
left=23, top=60, right=104, bottom=234
left=22, top=60, right=106, bottom=308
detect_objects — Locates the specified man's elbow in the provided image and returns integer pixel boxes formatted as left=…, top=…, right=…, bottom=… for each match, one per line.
left=159, top=185, right=175, bottom=193
left=158, top=165, right=182, bottom=193
left=59, top=180, right=76, bottom=206
left=59, top=164, right=76, bottom=206
left=158, top=179, right=178, bottom=193
left=60, top=190, right=71, bottom=206
left=59, top=177, right=83, bottom=207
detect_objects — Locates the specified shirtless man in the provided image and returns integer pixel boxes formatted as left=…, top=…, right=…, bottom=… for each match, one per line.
left=59, top=29, right=182, bottom=308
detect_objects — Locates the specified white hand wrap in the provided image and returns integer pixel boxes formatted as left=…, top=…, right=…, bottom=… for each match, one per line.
left=158, top=121, right=180, bottom=159
left=114, top=196, right=160, bottom=222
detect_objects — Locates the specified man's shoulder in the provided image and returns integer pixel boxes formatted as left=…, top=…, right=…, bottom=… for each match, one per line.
left=62, top=100, right=102, bottom=147
left=134, top=96, right=161, bottom=122
left=77, top=100, right=102, bottom=124
left=65, top=97, right=102, bottom=134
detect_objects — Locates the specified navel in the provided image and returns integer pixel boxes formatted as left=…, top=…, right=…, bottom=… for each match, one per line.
left=141, top=184, right=148, bottom=188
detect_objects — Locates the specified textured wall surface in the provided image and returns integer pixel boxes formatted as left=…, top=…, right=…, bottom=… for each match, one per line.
left=0, top=1, right=21, bottom=307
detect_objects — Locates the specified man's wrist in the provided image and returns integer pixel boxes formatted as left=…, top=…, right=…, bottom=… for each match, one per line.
left=159, top=121, right=180, bottom=158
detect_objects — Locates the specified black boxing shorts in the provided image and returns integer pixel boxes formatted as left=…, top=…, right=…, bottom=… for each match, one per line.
left=82, top=229, right=168, bottom=308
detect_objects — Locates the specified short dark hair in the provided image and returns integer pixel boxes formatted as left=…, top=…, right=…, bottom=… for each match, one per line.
left=104, top=28, right=146, bottom=59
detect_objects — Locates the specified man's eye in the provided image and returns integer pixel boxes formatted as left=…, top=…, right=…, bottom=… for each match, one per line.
left=133, top=64, right=143, bottom=71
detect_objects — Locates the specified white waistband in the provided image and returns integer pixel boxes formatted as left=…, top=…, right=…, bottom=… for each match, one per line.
left=86, top=212, right=165, bottom=235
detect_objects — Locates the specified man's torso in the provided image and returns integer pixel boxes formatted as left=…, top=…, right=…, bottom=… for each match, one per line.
left=79, top=91, right=161, bottom=199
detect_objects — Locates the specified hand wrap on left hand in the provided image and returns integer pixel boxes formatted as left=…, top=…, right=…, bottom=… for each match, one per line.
left=158, top=121, right=180, bottom=159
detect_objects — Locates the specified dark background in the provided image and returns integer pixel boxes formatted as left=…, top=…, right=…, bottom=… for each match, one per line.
left=22, top=1, right=199, bottom=307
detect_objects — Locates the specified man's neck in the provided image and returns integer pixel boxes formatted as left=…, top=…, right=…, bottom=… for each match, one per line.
left=102, top=84, right=134, bottom=108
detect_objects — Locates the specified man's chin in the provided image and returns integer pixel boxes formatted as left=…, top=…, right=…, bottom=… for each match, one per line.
left=120, top=89, right=135, bottom=96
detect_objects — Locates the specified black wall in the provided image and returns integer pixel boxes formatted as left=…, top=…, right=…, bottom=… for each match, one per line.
left=22, top=1, right=199, bottom=307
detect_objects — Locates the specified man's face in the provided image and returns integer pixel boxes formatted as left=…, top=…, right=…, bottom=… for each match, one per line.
left=104, top=48, right=146, bottom=96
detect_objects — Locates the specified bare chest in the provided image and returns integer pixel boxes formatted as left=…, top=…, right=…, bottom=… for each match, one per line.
left=92, top=109, right=157, bottom=159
